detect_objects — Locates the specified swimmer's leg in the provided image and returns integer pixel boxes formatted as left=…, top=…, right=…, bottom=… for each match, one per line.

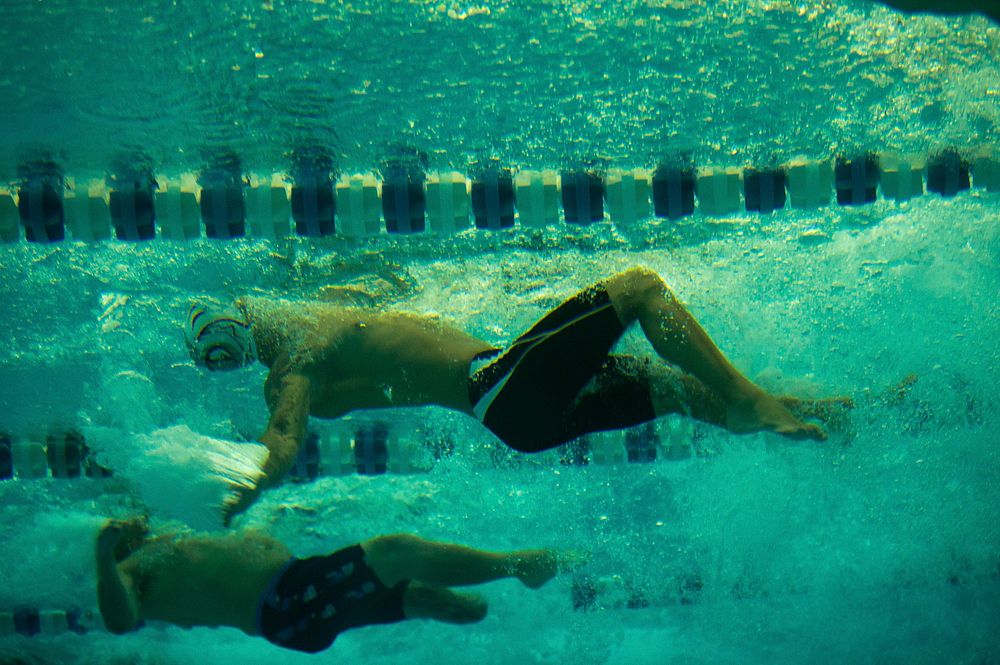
left=602, top=266, right=826, bottom=441
left=400, top=583, right=487, bottom=624
left=567, top=358, right=728, bottom=431
left=361, top=534, right=560, bottom=591
left=643, top=362, right=852, bottom=434
left=566, top=354, right=849, bottom=437
left=776, top=394, right=854, bottom=434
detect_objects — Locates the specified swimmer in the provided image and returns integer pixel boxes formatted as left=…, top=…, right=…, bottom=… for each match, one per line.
left=96, top=518, right=562, bottom=654
left=871, top=0, right=999, bottom=22
left=185, top=267, right=839, bottom=521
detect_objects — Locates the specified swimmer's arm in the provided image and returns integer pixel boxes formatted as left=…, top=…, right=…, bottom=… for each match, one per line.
left=223, top=372, right=311, bottom=524
left=258, top=371, right=311, bottom=486
left=223, top=366, right=318, bottom=524
left=96, top=521, right=141, bottom=634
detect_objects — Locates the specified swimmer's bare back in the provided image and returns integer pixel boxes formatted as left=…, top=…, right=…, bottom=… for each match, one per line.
left=873, top=0, right=999, bottom=21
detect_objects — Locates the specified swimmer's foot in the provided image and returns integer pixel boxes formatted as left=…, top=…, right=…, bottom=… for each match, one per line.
left=779, top=394, right=854, bottom=432
left=514, top=549, right=587, bottom=589
left=776, top=375, right=916, bottom=437
left=727, top=390, right=828, bottom=441
left=881, top=373, right=919, bottom=406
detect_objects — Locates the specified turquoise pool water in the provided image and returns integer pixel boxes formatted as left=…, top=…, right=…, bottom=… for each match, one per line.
left=1, top=1, right=998, bottom=664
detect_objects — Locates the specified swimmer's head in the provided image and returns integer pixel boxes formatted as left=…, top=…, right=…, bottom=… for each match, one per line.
left=185, top=304, right=257, bottom=371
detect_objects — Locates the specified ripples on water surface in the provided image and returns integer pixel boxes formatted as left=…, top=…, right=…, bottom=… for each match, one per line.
left=0, top=2, right=998, bottom=665
left=0, top=0, right=997, bottom=177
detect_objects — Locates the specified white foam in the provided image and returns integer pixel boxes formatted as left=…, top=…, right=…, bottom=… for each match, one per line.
left=88, top=425, right=268, bottom=532
left=0, top=511, right=106, bottom=609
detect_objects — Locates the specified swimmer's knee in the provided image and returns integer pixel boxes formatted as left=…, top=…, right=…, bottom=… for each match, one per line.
left=608, top=266, right=674, bottom=318
left=613, top=266, right=658, bottom=288
left=461, top=596, right=488, bottom=622
left=448, top=592, right=488, bottom=623
left=623, top=265, right=657, bottom=279
left=629, top=266, right=672, bottom=298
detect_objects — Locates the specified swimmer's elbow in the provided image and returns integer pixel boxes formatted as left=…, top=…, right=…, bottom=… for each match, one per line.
left=259, top=430, right=300, bottom=461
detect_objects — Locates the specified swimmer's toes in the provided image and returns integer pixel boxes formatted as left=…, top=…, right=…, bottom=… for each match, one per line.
left=793, top=423, right=827, bottom=442
left=807, top=424, right=828, bottom=442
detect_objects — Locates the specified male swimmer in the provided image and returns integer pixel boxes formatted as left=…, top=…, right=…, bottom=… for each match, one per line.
left=97, top=518, right=561, bottom=654
left=185, top=267, right=843, bottom=520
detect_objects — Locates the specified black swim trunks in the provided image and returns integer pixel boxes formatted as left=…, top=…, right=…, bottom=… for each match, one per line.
left=469, top=284, right=657, bottom=453
left=256, top=544, right=408, bottom=654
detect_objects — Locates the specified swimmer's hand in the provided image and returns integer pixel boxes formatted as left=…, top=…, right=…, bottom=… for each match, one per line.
left=97, top=518, right=149, bottom=562
left=222, top=480, right=264, bottom=527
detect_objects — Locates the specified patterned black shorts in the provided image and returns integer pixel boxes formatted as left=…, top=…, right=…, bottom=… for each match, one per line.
left=256, top=544, right=408, bottom=653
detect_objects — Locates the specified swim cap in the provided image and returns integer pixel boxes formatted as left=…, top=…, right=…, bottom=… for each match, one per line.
left=185, top=304, right=258, bottom=371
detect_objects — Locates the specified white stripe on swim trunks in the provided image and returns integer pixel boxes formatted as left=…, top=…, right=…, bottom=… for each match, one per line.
left=471, top=301, right=615, bottom=421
